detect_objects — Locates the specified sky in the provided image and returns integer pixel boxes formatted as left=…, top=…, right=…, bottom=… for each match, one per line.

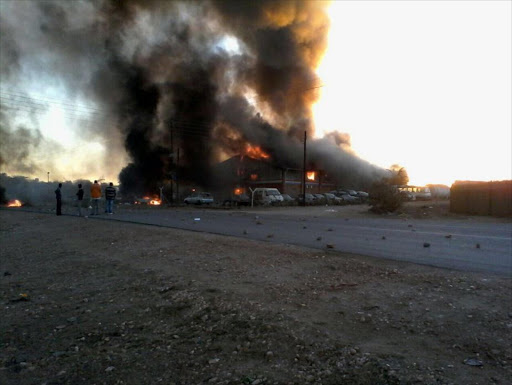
left=314, top=0, right=512, bottom=186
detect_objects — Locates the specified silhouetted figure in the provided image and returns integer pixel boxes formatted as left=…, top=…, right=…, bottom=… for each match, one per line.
left=105, top=182, right=116, bottom=214
left=76, top=183, right=84, bottom=216
left=55, top=183, right=62, bottom=216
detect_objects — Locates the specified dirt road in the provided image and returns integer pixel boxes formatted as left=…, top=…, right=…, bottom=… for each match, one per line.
left=1, top=209, right=511, bottom=384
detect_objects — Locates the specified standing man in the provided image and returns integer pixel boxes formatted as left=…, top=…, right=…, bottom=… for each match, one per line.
left=90, top=180, right=101, bottom=215
left=76, top=183, right=84, bottom=216
left=105, top=182, right=116, bottom=214
left=55, top=183, right=62, bottom=216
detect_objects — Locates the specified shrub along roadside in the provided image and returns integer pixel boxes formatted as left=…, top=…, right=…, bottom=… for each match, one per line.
left=369, top=180, right=403, bottom=213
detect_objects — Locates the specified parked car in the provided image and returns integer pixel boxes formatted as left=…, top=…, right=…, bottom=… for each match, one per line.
left=356, top=191, right=369, bottom=202
left=184, top=192, right=214, bottom=205
left=313, top=194, right=327, bottom=204
left=281, top=194, right=296, bottom=205
left=251, top=188, right=284, bottom=205
left=331, top=190, right=348, bottom=198
left=223, top=193, right=250, bottom=206
left=323, top=193, right=343, bottom=205
left=345, top=190, right=361, bottom=203
left=296, top=193, right=316, bottom=205
left=340, top=194, right=359, bottom=204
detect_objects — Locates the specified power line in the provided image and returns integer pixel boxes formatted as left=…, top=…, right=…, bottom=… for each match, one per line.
left=0, top=93, right=110, bottom=117
left=0, top=90, right=106, bottom=115
left=1, top=83, right=326, bottom=139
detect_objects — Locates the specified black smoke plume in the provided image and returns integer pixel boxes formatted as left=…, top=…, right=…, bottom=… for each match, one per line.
left=0, top=0, right=385, bottom=195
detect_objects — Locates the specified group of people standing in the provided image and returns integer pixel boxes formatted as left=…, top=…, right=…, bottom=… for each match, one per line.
left=54, top=180, right=117, bottom=217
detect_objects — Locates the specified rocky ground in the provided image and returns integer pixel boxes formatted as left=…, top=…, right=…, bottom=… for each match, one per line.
left=1, top=205, right=511, bottom=385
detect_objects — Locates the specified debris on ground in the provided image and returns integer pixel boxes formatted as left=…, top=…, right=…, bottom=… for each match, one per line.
left=9, top=293, right=30, bottom=302
left=1, top=208, right=510, bottom=385
left=464, top=358, right=483, bottom=367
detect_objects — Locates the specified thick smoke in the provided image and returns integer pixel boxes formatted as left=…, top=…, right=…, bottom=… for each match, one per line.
left=0, top=107, right=59, bottom=177
left=0, top=116, right=45, bottom=175
left=1, top=0, right=385, bottom=195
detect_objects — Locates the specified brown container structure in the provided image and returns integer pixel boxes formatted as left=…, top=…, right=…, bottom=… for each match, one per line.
left=450, top=180, right=512, bottom=217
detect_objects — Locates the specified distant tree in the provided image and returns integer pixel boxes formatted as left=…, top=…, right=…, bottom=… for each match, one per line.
left=388, top=164, right=409, bottom=186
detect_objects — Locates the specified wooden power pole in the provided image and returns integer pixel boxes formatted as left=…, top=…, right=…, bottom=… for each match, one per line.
left=303, top=131, right=307, bottom=207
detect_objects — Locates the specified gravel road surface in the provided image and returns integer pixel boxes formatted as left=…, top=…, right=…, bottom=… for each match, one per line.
left=86, top=205, right=512, bottom=275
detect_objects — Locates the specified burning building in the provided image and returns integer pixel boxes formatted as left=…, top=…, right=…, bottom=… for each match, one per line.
left=214, top=154, right=336, bottom=201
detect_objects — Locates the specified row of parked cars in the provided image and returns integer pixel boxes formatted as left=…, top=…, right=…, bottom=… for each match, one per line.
left=184, top=188, right=369, bottom=206
left=294, top=190, right=369, bottom=206
left=246, top=188, right=369, bottom=206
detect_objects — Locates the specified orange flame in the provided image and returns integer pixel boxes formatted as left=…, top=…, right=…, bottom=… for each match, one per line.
left=7, top=199, right=22, bottom=207
left=307, top=171, right=316, bottom=181
left=143, top=196, right=161, bottom=206
left=234, top=187, right=245, bottom=195
left=135, top=196, right=161, bottom=205
left=244, top=144, right=270, bottom=160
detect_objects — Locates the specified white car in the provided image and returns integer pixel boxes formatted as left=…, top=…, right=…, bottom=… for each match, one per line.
left=184, top=192, right=214, bottom=205
left=251, top=188, right=284, bottom=205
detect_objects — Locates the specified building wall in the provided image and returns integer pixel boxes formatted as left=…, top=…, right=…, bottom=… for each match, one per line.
left=215, top=156, right=336, bottom=200
left=450, top=180, right=512, bottom=217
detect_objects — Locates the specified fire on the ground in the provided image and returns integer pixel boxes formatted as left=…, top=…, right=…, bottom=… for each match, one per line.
left=134, top=196, right=161, bottom=205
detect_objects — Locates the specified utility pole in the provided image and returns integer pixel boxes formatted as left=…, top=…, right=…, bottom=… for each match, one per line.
left=303, top=131, right=307, bottom=207
left=176, top=148, right=180, bottom=204
left=170, top=120, right=174, bottom=204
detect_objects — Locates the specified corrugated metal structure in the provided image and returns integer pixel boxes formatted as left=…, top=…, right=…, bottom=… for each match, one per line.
left=450, top=180, right=512, bottom=217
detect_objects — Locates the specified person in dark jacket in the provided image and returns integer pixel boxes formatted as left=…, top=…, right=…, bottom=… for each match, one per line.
left=105, top=182, right=116, bottom=214
left=76, top=183, right=84, bottom=216
left=55, top=183, right=62, bottom=216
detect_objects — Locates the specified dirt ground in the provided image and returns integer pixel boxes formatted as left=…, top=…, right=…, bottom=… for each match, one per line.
left=1, top=204, right=511, bottom=385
